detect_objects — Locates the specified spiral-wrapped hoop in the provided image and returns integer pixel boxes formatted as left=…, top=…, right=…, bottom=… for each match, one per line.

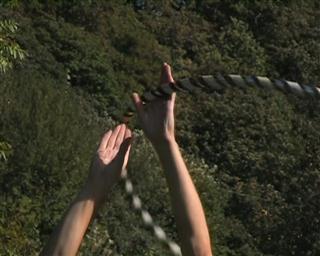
left=121, top=172, right=182, bottom=256
left=122, top=74, right=319, bottom=255
left=124, top=74, right=319, bottom=118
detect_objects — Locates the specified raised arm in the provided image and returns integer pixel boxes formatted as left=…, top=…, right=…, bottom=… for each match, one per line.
left=41, top=124, right=131, bottom=256
left=132, top=63, right=212, bottom=256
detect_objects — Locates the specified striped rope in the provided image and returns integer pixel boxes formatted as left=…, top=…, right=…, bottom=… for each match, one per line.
left=121, top=171, right=182, bottom=256
left=124, top=74, right=319, bottom=118
left=121, top=74, right=319, bottom=255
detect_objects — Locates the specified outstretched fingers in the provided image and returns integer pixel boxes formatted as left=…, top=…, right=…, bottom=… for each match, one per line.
left=160, top=63, right=176, bottom=106
left=107, top=125, right=122, bottom=150
left=98, top=130, right=112, bottom=151
left=114, top=124, right=126, bottom=150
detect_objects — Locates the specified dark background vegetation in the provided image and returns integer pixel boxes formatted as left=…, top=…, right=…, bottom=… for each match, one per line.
left=1, top=0, right=320, bottom=255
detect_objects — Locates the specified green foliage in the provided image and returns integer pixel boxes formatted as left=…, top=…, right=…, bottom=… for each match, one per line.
left=0, top=19, right=26, bottom=73
left=0, top=67, right=110, bottom=254
left=216, top=17, right=268, bottom=74
left=0, top=1, right=320, bottom=255
left=0, top=141, right=12, bottom=161
left=176, top=87, right=320, bottom=255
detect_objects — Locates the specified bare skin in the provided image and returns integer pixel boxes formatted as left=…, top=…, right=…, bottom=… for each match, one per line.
left=41, top=64, right=212, bottom=256
left=41, top=124, right=132, bottom=256
left=132, top=63, right=213, bottom=256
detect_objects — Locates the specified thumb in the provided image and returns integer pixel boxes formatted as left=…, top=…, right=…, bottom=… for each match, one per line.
left=120, top=130, right=132, bottom=178
left=160, top=62, right=175, bottom=84
left=132, top=93, right=144, bottom=119
left=118, top=131, right=132, bottom=160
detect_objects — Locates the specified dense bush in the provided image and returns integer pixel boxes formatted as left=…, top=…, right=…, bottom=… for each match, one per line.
left=0, top=67, right=109, bottom=254
left=1, top=1, right=320, bottom=255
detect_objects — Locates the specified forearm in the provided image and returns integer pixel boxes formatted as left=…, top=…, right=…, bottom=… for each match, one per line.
left=41, top=183, right=104, bottom=256
left=155, top=140, right=212, bottom=256
left=41, top=124, right=131, bottom=255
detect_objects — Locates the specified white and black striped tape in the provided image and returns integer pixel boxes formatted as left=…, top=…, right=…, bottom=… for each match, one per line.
left=121, top=74, right=319, bottom=254
left=124, top=74, right=319, bottom=118
left=121, top=172, right=182, bottom=255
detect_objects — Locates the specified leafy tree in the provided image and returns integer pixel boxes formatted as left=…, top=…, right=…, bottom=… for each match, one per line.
left=0, top=19, right=26, bottom=73
left=0, top=67, right=111, bottom=254
left=0, top=141, right=12, bottom=161
left=0, top=1, right=320, bottom=255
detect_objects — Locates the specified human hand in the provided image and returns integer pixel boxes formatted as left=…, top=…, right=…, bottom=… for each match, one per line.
left=132, top=63, right=176, bottom=147
left=87, top=124, right=132, bottom=198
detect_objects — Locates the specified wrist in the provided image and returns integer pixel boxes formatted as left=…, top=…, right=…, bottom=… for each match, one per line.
left=153, top=137, right=178, bottom=153
left=82, top=179, right=109, bottom=206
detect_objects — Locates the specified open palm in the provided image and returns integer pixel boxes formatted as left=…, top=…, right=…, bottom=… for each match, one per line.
left=89, top=124, right=132, bottom=188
